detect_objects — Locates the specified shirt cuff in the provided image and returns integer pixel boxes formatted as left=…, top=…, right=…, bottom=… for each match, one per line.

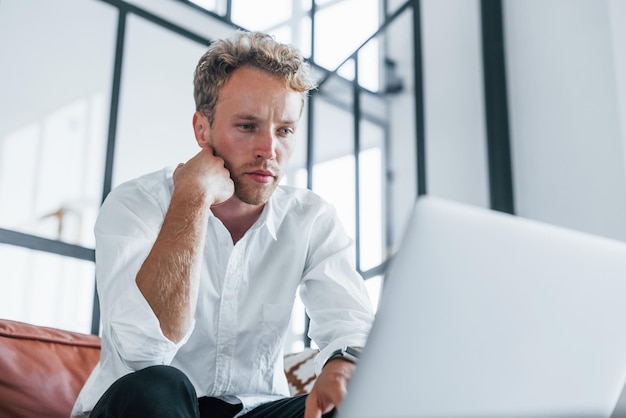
left=109, top=282, right=194, bottom=370
left=314, top=336, right=369, bottom=376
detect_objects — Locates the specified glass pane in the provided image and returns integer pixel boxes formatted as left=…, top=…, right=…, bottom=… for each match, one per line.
left=358, top=37, right=381, bottom=92
left=359, top=145, right=384, bottom=272
left=290, top=102, right=310, bottom=171
left=0, top=244, right=95, bottom=334
left=365, top=275, right=383, bottom=311
left=231, top=0, right=293, bottom=31
left=189, top=0, right=227, bottom=15
left=0, top=0, right=117, bottom=247
left=314, top=0, right=379, bottom=71
left=314, top=154, right=356, bottom=239
left=113, top=15, right=209, bottom=187
left=131, top=0, right=234, bottom=41
left=384, top=7, right=418, bottom=253
left=230, top=1, right=312, bottom=58
left=312, top=89, right=356, bottom=239
left=283, top=100, right=310, bottom=188
left=282, top=166, right=309, bottom=190
left=319, top=66, right=354, bottom=108
left=295, top=16, right=312, bottom=59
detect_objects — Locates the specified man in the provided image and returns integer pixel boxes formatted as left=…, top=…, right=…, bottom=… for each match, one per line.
left=72, top=30, right=374, bottom=418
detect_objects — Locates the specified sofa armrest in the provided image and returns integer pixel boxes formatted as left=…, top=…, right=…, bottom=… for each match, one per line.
left=0, top=319, right=101, bottom=418
left=284, top=347, right=318, bottom=395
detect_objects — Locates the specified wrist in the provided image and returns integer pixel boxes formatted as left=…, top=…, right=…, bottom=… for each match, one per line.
left=325, top=346, right=361, bottom=367
left=172, top=183, right=212, bottom=206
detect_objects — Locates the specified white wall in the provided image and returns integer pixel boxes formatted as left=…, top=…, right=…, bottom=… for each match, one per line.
left=611, top=0, right=626, bottom=161
left=386, top=0, right=489, bottom=251
left=422, top=0, right=489, bottom=209
left=504, top=0, right=626, bottom=242
left=387, top=0, right=626, bottom=245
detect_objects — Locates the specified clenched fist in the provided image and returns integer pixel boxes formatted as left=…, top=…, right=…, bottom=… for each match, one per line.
left=173, top=148, right=234, bottom=206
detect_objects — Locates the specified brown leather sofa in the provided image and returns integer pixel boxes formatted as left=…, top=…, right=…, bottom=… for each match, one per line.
left=0, top=318, right=317, bottom=418
left=0, top=319, right=101, bottom=418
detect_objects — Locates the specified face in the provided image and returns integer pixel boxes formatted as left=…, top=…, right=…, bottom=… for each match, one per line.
left=195, top=66, right=303, bottom=206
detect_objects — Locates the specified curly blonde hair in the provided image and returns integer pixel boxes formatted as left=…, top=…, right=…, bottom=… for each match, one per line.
left=193, top=31, right=317, bottom=125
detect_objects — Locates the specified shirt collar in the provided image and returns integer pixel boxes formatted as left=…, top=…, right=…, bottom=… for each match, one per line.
left=254, top=195, right=278, bottom=241
left=205, top=193, right=279, bottom=242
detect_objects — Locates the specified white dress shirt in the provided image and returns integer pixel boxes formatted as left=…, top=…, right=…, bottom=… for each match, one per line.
left=71, top=167, right=374, bottom=417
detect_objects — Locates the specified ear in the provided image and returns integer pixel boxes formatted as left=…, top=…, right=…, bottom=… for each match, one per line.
left=192, top=111, right=211, bottom=149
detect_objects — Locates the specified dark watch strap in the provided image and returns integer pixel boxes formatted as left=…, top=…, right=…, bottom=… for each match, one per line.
left=326, top=346, right=360, bottom=365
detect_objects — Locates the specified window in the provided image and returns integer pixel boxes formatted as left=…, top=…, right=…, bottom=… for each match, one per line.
left=1, top=0, right=418, bottom=342
left=0, top=0, right=117, bottom=333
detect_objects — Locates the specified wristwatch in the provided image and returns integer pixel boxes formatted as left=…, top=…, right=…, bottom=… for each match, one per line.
left=326, top=346, right=361, bottom=365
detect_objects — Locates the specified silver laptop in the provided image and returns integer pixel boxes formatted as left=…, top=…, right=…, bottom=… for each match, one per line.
left=338, top=196, right=626, bottom=418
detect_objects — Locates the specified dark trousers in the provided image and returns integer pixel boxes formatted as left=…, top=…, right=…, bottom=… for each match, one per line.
left=90, top=365, right=336, bottom=418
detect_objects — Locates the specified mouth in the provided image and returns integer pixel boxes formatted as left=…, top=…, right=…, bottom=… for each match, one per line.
left=246, top=169, right=276, bottom=184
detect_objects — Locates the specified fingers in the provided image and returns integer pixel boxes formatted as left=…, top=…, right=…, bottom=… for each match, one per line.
left=304, top=380, right=345, bottom=418
left=173, top=150, right=234, bottom=205
left=304, top=392, right=323, bottom=418
left=304, top=361, right=355, bottom=418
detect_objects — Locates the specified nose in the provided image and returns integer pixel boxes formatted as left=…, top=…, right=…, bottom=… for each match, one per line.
left=255, top=130, right=277, bottom=160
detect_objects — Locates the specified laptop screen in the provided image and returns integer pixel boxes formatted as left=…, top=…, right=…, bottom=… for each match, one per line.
left=338, top=196, right=626, bottom=418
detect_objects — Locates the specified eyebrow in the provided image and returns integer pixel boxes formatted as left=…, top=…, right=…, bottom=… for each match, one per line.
left=235, top=114, right=256, bottom=120
left=234, top=113, right=298, bottom=125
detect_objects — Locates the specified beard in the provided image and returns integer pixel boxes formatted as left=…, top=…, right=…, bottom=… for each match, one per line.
left=226, top=160, right=281, bottom=206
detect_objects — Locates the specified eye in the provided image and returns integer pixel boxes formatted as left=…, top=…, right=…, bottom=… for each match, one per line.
left=278, top=127, right=294, bottom=136
left=239, top=123, right=255, bottom=130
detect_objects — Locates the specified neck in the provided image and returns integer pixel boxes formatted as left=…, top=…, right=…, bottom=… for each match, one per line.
left=211, top=196, right=265, bottom=244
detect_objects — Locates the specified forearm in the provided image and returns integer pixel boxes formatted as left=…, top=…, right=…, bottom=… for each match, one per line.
left=136, top=188, right=210, bottom=342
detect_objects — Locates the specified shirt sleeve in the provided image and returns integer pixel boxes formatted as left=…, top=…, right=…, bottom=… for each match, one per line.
left=95, top=178, right=193, bottom=371
left=298, top=203, right=375, bottom=375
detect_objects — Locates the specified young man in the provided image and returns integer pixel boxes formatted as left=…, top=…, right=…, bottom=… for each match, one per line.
left=72, top=31, right=374, bottom=418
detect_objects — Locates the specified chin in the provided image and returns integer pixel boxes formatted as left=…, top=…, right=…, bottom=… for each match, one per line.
left=236, top=185, right=276, bottom=206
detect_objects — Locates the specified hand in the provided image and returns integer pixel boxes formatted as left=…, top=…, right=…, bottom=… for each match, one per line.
left=173, top=148, right=234, bottom=205
left=304, top=360, right=355, bottom=418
